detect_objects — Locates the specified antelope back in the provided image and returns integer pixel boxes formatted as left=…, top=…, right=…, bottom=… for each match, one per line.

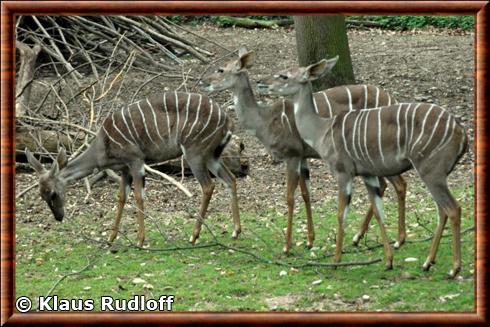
left=313, top=85, right=396, bottom=118
left=100, top=92, right=231, bottom=161
left=330, top=103, right=467, bottom=176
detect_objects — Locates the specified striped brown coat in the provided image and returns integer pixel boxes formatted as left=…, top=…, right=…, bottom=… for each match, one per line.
left=26, top=91, right=241, bottom=248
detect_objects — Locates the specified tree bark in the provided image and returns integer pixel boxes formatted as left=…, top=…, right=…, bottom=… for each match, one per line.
left=293, top=16, right=355, bottom=91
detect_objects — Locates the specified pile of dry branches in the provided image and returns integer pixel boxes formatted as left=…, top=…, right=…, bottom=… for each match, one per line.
left=15, top=16, right=221, bottom=113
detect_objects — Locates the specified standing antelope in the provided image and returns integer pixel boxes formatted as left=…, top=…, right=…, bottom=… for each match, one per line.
left=26, top=92, right=241, bottom=247
left=258, top=57, right=468, bottom=277
left=201, top=48, right=406, bottom=253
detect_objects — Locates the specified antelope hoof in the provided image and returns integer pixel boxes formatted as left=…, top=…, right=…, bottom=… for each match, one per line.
left=283, top=245, right=290, bottom=254
left=231, top=229, right=241, bottom=240
left=394, top=239, right=405, bottom=249
left=352, top=233, right=362, bottom=246
left=108, top=233, right=117, bottom=244
left=422, top=260, right=434, bottom=271
left=137, top=237, right=145, bottom=248
left=385, top=260, right=394, bottom=271
left=189, top=234, right=198, bottom=244
left=306, top=241, right=314, bottom=249
left=448, top=267, right=461, bottom=279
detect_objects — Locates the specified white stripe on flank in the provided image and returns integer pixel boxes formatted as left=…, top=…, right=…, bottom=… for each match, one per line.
left=363, top=109, right=375, bottom=166
left=411, top=104, right=435, bottom=155
left=137, top=101, right=158, bottom=147
left=128, top=103, right=141, bottom=139
left=193, top=100, right=220, bottom=139
left=429, top=112, right=452, bottom=158
left=330, top=116, right=337, bottom=154
left=201, top=108, right=225, bottom=143
left=346, top=86, right=353, bottom=111
left=377, top=108, right=385, bottom=165
left=428, top=116, right=455, bottom=160
left=147, top=98, right=164, bottom=143
left=121, top=106, right=137, bottom=144
left=323, top=92, right=333, bottom=117
left=363, top=85, right=368, bottom=109
left=111, top=112, right=136, bottom=146
left=185, top=94, right=202, bottom=141
left=174, top=91, right=180, bottom=142
left=396, top=103, right=402, bottom=159
left=180, top=93, right=192, bottom=140
left=313, top=96, right=319, bottom=114
left=163, top=93, right=171, bottom=136
left=341, top=111, right=354, bottom=159
left=357, top=110, right=366, bottom=160
left=374, top=86, right=380, bottom=108
left=194, top=100, right=215, bottom=140
left=419, top=107, right=445, bottom=154
left=102, top=124, right=124, bottom=149
left=351, top=110, right=362, bottom=160
left=408, top=103, right=422, bottom=147
left=281, top=99, right=293, bottom=134
left=404, top=104, right=411, bottom=155
left=387, top=93, right=392, bottom=106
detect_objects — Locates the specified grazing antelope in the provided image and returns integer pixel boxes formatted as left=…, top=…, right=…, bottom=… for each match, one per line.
left=258, top=57, right=468, bottom=277
left=26, top=92, right=241, bottom=247
left=201, top=48, right=406, bottom=253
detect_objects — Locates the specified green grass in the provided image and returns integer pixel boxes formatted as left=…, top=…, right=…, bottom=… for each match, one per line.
left=352, top=16, right=474, bottom=30
left=16, top=184, right=474, bottom=312
left=165, top=15, right=474, bottom=30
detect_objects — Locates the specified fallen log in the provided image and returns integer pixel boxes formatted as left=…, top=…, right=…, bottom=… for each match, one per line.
left=213, top=17, right=384, bottom=29
left=215, top=17, right=294, bottom=29
left=151, top=136, right=249, bottom=177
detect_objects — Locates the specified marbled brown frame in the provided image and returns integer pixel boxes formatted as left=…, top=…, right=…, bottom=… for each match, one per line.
left=1, top=1, right=488, bottom=325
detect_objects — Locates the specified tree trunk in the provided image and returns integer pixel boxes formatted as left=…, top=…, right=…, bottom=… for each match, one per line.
left=16, top=42, right=41, bottom=116
left=293, top=16, right=355, bottom=91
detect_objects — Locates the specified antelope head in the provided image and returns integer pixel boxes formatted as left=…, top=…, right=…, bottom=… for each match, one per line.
left=26, top=148, right=68, bottom=221
left=201, top=47, right=256, bottom=93
left=256, top=56, right=339, bottom=96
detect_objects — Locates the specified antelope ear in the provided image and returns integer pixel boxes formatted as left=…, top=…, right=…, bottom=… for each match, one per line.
left=304, top=56, right=339, bottom=81
left=25, top=149, right=45, bottom=174
left=49, top=160, right=59, bottom=177
left=237, top=50, right=255, bottom=70
left=57, top=148, right=68, bottom=169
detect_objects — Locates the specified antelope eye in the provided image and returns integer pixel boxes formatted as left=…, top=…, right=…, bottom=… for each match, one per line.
left=279, top=74, right=288, bottom=80
left=50, top=192, right=57, bottom=200
left=216, top=68, right=224, bottom=73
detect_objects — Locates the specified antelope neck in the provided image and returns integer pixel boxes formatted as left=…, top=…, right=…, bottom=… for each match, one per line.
left=292, top=83, right=331, bottom=148
left=59, top=142, right=100, bottom=183
left=232, top=73, right=270, bottom=131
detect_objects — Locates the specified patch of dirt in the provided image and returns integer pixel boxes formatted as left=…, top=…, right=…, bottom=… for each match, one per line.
left=265, top=294, right=301, bottom=310
left=16, top=25, right=474, bottom=245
